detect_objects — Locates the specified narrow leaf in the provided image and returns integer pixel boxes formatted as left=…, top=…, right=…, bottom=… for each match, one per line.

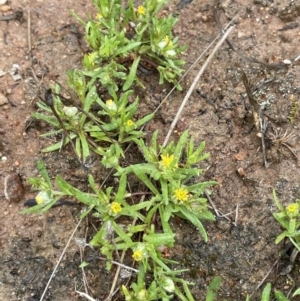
left=261, top=283, right=271, bottom=301
left=179, top=207, right=208, bottom=242
left=206, top=277, right=221, bottom=301
left=123, top=55, right=141, bottom=91
left=37, top=161, right=52, bottom=188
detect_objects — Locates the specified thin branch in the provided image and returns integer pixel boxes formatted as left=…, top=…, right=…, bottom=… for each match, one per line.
left=234, top=204, right=239, bottom=226
left=39, top=219, right=82, bottom=301
left=249, top=258, right=280, bottom=298
left=27, top=9, right=31, bottom=55
left=162, top=26, right=235, bottom=148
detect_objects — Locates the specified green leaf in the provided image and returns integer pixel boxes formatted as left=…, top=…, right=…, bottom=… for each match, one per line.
left=32, top=112, right=60, bottom=127
left=206, top=277, right=221, bottom=301
left=275, top=231, right=287, bottom=244
left=174, top=286, right=191, bottom=301
left=37, top=161, right=52, bottom=188
left=293, top=287, right=300, bottom=297
left=70, top=10, right=86, bottom=27
left=56, top=175, right=99, bottom=206
left=115, top=173, right=127, bottom=202
left=115, top=42, right=142, bottom=56
left=288, top=237, right=300, bottom=252
left=178, top=207, right=208, bottom=242
left=273, top=190, right=284, bottom=211
left=88, top=174, right=97, bottom=194
left=78, top=131, right=90, bottom=161
left=150, top=250, right=172, bottom=272
left=123, top=55, right=141, bottom=91
left=135, top=112, right=155, bottom=127
left=274, top=290, right=290, bottom=301
left=20, top=199, right=58, bottom=214
left=159, top=205, right=174, bottom=234
left=261, top=283, right=271, bottom=301
left=173, top=130, right=188, bottom=158
left=182, top=281, right=196, bottom=301
left=80, top=205, right=95, bottom=219
left=79, top=261, right=89, bottom=268
left=111, top=220, right=133, bottom=245
left=187, top=181, right=218, bottom=195
left=273, top=212, right=289, bottom=229
left=288, top=218, right=296, bottom=234
left=161, top=179, right=169, bottom=205
left=143, top=232, right=175, bottom=247
left=129, top=165, right=159, bottom=195
left=90, top=224, right=106, bottom=247
left=42, top=133, right=77, bottom=153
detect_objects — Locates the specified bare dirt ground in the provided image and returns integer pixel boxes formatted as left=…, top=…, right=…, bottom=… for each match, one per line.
left=1, top=0, right=300, bottom=300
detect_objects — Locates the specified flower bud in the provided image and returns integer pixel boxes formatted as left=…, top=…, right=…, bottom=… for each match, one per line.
left=63, top=106, right=78, bottom=117
left=106, top=99, right=117, bottom=112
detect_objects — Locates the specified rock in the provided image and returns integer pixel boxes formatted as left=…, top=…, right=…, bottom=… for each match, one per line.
left=0, top=5, right=11, bottom=12
left=0, top=0, right=8, bottom=5
left=9, top=64, right=22, bottom=81
left=4, top=173, right=24, bottom=202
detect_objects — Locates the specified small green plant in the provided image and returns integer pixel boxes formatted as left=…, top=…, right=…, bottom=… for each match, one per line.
left=273, top=190, right=300, bottom=251
left=33, top=85, right=153, bottom=163
left=126, top=130, right=216, bottom=241
left=71, top=0, right=186, bottom=95
left=206, top=277, right=300, bottom=301
left=24, top=129, right=216, bottom=300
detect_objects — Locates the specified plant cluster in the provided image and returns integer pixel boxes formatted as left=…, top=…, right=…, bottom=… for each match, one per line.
left=25, top=0, right=217, bottom=300
left=25, top=0, right=300, bottom=299
left=24, top=131, right=216, bottom=300
left=72, top=0, right=186, bottom=96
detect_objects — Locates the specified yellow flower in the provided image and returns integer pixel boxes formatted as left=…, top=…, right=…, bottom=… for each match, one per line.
left=137, top=5, right=146, bottom=15
left=174, top=188, right=189, bottom=202
left=132, top=250, right=143, bottom=261
left=160, top=154, right=177, bottom=169
left=163, top=36, right=173, bottom=47
left=286, top=203, right=299, bottom=217
left=287, top=204, right=297, bottom=213
left=126, top=119, right=134, bottom=127
left=110, top=202, right=122, bottom=214
left=96, top=13, right=102, bottom=19
left=158, top=36, right=173, bottom=50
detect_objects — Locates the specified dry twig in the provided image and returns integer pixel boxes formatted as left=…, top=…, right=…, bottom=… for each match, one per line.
left=162, top=25, right=235, bottom=148
left=39, top=219, right=82, bottom=301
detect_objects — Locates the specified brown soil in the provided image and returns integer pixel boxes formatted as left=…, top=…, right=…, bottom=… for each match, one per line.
left=1, top=0, right=300, bottom=300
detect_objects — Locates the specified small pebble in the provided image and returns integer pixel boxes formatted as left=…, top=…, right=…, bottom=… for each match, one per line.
left=237, top=167, right=245, bottom=177
left=4, top=173, right=24, bottom=202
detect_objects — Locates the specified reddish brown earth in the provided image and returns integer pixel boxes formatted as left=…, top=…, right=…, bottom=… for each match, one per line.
left=1, top=0, right=300, bottom=300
